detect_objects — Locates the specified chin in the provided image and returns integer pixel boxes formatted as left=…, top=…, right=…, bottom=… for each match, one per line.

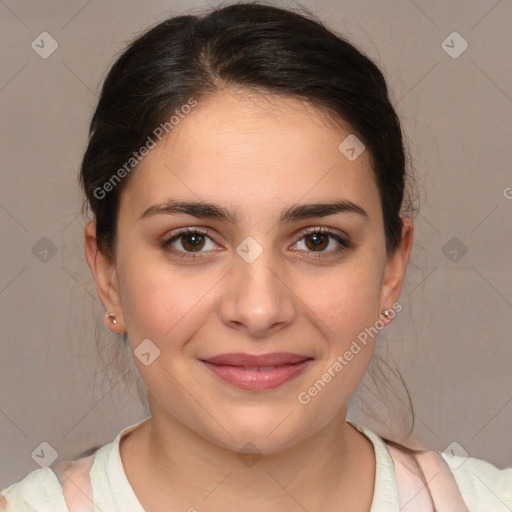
left=207, top=412, right=315, bottom=455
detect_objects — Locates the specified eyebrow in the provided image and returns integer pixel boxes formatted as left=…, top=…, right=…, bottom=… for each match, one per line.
left=139, top=198, right=369, bottom=223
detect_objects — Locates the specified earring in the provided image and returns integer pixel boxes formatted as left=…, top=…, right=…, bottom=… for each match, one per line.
left=381, top=309, right=393, bottom=318
left=107, top=312, right=117, bottom=325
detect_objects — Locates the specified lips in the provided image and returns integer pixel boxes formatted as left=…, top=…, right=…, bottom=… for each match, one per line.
left=199, top=352, right=313, bottom=391
left=201, top=352, right=312, bottom=367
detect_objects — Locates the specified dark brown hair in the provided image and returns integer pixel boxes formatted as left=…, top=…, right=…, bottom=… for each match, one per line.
left=78, top=1, right=433, bottom=507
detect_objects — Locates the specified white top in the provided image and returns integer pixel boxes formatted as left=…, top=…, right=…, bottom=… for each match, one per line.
left=1, top=416, right=511, bottom=511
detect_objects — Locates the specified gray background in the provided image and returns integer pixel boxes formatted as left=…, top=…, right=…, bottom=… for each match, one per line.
left=1, top=0, right=511, bottom=488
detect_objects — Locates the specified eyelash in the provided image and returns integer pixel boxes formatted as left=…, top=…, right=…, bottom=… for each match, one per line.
left=160, top=226, right=351, bottom=260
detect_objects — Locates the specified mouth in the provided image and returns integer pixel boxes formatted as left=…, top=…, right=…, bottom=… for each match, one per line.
left=198, top=352, right=314, bottom=391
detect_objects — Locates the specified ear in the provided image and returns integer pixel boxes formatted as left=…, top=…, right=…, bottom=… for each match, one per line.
left=84, top=221, right=126, bottom=333
left=379, top=217, right=414, bottom=316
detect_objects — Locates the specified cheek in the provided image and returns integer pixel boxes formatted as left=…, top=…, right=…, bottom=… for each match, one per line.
left=295, top=271, right=381, bottom=424
left=117, top=267, right=213, bottom=398
left=117, top=250, right=219, bottom=350
left=300, top=253, right=384, bottom=343
left=293, top=250, right=384, bottom=407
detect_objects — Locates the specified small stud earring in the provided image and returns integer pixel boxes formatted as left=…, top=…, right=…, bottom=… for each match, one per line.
left=381, top=309, right=393, bottom=318
left=107, top=313, right=117, bottom=325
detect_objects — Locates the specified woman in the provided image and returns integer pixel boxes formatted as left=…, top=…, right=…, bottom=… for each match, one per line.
left=2, top=2, right=510, bottom=511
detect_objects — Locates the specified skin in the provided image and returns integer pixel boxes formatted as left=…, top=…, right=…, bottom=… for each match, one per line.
left=85, top=88, right=413, bottom=511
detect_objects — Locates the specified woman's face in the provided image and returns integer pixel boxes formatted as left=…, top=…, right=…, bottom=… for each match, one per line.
left=87, top=88, right=412, bottom=453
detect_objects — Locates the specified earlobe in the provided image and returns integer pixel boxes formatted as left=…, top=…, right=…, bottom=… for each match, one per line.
left=380, top=217, right=414, bottom=315
left=84, top=221, right=126, bottom=333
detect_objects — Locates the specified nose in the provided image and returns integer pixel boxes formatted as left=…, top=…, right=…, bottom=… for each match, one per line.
left=219, top=246, right=296, bottom=339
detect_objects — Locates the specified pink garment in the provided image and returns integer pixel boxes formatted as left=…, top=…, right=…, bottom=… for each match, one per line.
left=50, top=443, right=469, bottom=511
left=51, top=455, right=96, bottom=512
left=386, top=444, right=469, bottom=511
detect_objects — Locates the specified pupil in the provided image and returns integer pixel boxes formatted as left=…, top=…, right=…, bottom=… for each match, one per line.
left=183, top=233, right=204, bottom=251
left=307, top=233, right=328, bottom=251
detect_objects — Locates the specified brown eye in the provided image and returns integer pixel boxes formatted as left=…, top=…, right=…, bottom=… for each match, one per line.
left=304, top=232, right=329, bottom=251
left=162, top=227, right=218, bottom=258
left=292, top=228, right=350, bottom=258
left=180, top=232, right=206, bottom=252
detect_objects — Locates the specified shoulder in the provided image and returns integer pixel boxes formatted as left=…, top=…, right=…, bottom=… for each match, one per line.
left=441, top=452, right=512, bottom=511
left=1, top=467, right=68, bottom=511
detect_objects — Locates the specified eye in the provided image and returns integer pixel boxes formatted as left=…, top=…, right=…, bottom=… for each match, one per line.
left=161, top=227, right=219, bottom=258
left=291, top=227, right=350, bottom=257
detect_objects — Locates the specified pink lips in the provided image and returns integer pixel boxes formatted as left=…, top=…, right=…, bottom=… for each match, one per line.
left=199, top=352, right=313, bottom=391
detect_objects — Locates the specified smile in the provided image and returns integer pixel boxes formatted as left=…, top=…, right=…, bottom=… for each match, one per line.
left=199, top=353, right=314, bottom=391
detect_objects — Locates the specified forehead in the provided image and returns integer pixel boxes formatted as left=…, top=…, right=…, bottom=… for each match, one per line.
left=120, top=88, right=379, bottom=221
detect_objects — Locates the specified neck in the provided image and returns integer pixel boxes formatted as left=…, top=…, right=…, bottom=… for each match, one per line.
left=122, top=395, right=375, bottom=512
